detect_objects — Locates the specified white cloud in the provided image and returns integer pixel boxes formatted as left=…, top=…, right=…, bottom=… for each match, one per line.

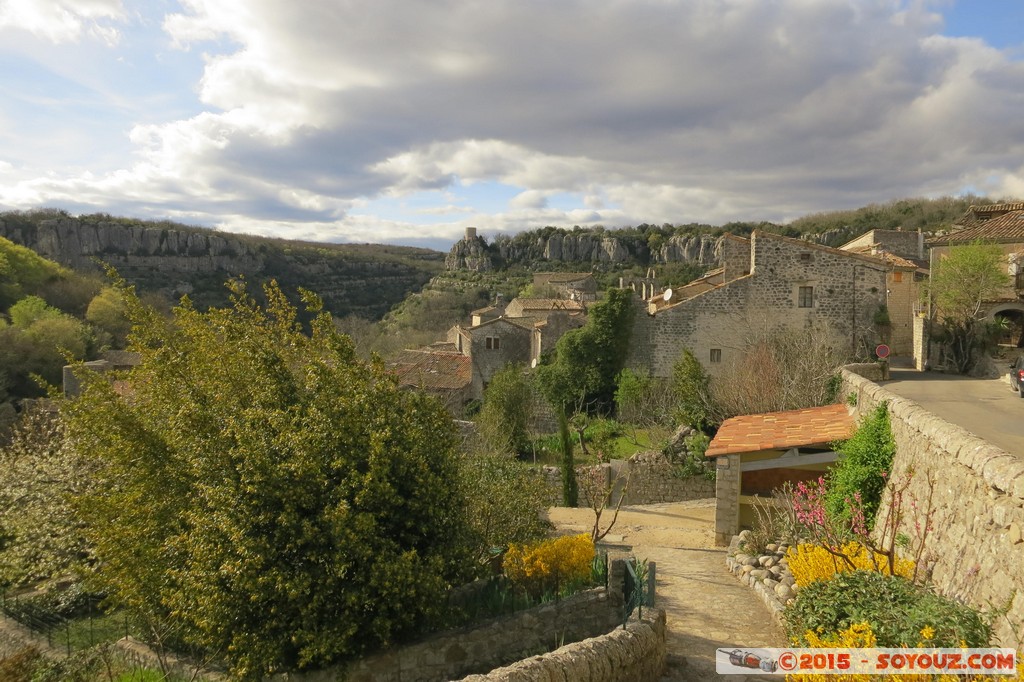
left=3, top=0, right=1024, bottom=244
left=0, top=0, right=125, bottom=44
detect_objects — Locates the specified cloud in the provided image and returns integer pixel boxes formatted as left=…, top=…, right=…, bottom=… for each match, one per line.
left=2, top=0, right=1024, bottom=244
left=0, top=0, right=125, bottom=44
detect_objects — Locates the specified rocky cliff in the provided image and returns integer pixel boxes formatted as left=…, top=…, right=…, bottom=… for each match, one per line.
left=0, top=213, right=443, bottom=319
left=445, top=227, right=851, bottom=272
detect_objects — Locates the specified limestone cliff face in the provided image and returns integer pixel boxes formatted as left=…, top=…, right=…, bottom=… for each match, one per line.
left=445, top=234, right=493, bottom=271
left=655, top=234, right=721, bottom=265
left=0, top=215, right=442, bottom=319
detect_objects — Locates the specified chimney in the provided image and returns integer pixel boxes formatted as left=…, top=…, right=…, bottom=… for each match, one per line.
left=917, top=229, right=924, bottom=261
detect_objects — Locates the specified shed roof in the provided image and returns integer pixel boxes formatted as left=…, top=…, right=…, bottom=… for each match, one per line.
left=706, top=403, right=855, bottom=457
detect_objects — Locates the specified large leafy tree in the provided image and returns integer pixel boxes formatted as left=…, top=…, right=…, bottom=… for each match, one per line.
left=476, top=364, right=535, bottom=455
left=64, top=280, right=473, bottom=680
left=928, top=242, right=1010, bottom=373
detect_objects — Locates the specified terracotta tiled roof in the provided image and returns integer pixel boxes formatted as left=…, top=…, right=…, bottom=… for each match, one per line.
left=510, top=298, right=586, bottom=311
left=390, top=349, right=471, bottom=391
left=706, top=404, right=855, bottom=457
left=929, top=210, right=1024, bottom=246
left=954, top=203, right=1024, bottom=227
left=845, top=246, right=922, bottom=269
left=471, top=305, right=498, bottom=315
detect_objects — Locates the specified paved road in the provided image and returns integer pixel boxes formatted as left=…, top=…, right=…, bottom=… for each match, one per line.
left=879, top=368, right=1024, bottom=457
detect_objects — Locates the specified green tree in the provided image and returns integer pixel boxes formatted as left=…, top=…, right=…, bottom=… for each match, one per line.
left=476, top=364, right=534, bottom=455
left=64, top=280, right=473, bottom=680
left=85, top=286, right=132, bottom=348
left=826, top=403, right=896, bottom=528
left=536, top=287, right=635, bottom=411
left=0, top=406, right=97, bottom=588
left=927, top=242, right=1011, bottom=373
left=671, top=348, right=718, bottom=431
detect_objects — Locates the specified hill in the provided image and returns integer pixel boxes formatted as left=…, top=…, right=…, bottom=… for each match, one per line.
left=0, top=210, right=445, bottom=320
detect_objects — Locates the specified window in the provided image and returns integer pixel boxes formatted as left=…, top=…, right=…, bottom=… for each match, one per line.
left=892, top=271, right=903, bottom=283
left=710, top=348, right=722, bottom=363
left=798, top=286, right=814, bottom=308
left=485, top=336, right=500, bottom=350
left=1017, top=272, right=1024, bottom=290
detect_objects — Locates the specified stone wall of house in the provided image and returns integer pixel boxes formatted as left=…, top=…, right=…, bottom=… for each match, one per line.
left=627, top=233, right=889, bottom=379
left=842, top=369, right=1024, bottom=650
left=457, top=610, right=666, bottom=682
left=719, top=234, right=752, bottom=281
left=913, top=315, right=927, bottom=370
left=886, top=272, right=919, bottom=356
left=468, top=321, right=531, bottom=388
left=309, top=563, right=631, bottom=682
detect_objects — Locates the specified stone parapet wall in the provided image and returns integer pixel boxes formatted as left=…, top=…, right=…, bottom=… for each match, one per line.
left=457, top=610, right=666, bottom=682
left=842, top=369, right=1024, bottom=650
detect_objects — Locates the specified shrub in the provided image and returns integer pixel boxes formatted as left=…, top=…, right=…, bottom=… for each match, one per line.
left=785, top=570, right=990, bottom=648
left=786, top=542, right=915, bottom=588
left=826, top=403, right=895, bottom=528
left=0, top=646, right=42, bottom=682
left=503, top=534, right=595, bottom=599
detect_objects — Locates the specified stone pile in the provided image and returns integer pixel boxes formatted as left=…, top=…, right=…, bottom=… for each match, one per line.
left=725, top=531, right=797, bottom=622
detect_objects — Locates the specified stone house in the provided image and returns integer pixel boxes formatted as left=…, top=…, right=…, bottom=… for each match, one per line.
left=531, top=272, right=598, bottom=301
left=445, top=317, right=534, bottom=397
left=625, top=231, right=890, bottom=378
left=927, top=204, right=1024, bottom=347
left=838, top=229, right=928, bottom=358
left=530, top=309, right=588, bottom=365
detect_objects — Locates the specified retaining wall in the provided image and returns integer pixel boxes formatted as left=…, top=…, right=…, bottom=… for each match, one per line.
left=457, top=609, right=667, bottom=682
left=842, top=369, right=1024, bottom=650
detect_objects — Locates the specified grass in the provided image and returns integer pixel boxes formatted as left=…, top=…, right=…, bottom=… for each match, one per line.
left=526, top=422, right=668, bottom=465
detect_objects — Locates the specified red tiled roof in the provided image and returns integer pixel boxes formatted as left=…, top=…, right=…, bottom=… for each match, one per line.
left=706, top=404, right=855, bottom=457
left=390, top=349, right=471, bottom=391
left=930, top=210, right=1024, bottom=245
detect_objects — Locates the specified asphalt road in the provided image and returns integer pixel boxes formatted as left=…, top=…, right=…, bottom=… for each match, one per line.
left=879, top=368, right=1024, bottom=458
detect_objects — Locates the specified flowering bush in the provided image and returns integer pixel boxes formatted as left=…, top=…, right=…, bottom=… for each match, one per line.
left=503, top=533, right=595, bottom=598
left=787, top=542, right=915, bottom=588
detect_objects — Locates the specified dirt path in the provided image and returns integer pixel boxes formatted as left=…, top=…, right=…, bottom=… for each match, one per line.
left=546, top=498, right=785, bottom=680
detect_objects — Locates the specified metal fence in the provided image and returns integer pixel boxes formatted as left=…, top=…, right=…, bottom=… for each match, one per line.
left=623, top=558, right=655, bottom=627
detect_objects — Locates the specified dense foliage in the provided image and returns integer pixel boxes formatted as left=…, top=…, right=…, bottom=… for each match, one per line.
left=785, top=570, right=990, bottom=648
left=64, top=280, right=474, bottom=680
left=825, top=403, right=896, bottom=528
left=0, top=407, right=97, bottom=587
left=927, top=241, right=1011, bottom=373
left=476, top=364, right=535, bottom=455
left=536, top=287, right=636, bottom=411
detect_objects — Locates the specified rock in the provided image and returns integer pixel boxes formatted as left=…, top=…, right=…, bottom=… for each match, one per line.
left=768, top=566, right=783, bottom=579
left=738, top=530, right=753, bottom=541
left=781, top=576, right=796, bottom=587
left=775, top=584, right=794, bottom=601
left=741, top=565, right=755, bottom=575
left=766, top=543, right=778, bottom=553
left=763, top=578, right=779, bottom=590
left=1008, top=523, right=1023, bottom=545
left=761, top=557, right=777, bottom=569
left=750, top=569, right=768, bottom=580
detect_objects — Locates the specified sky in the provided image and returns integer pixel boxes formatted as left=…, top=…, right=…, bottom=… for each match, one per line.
left=1, top=0, right=1023, bottom=251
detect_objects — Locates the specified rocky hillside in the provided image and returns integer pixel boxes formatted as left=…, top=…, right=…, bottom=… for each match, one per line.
left=0, top=211, right=444, bottom=319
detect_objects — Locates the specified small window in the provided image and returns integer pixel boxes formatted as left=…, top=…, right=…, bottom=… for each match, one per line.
left=798, top=286, right=814, bottom=308
left=800, top=253, right=811, bottom=262
left=892, top=271, right=903, bottom=283
left=1016, top=272, right=1024, bottom=290
left=485, top=336, right=500, bottom=350
left=710, top=348, right=722, bottom=363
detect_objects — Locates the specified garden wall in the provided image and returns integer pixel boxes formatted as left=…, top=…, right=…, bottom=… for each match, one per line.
left=539, top=451, right=714, bottom=508
left=842, top=369, right=1024, bottom=650
left=456, top=609, right=666, bottom=682
left=288, top=561, right=630, bottom=682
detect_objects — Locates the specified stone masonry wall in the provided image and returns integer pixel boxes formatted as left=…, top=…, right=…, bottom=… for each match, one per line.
left=627, top=232, right=888, bottom=379
left=539, top=451, right=714, bottom=508
left=457, top=610, right=667, bottom=682
left=842, top=369, right=1024, bottom=650
left=313, top=562, right=630, bottom=682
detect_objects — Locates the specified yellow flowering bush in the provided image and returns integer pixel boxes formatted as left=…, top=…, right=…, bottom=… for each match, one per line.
left=503, top=533, right=595, bottom=597
left=787, top=541, right=915, bottom=588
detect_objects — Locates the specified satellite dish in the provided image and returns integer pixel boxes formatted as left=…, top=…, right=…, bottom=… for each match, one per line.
left=663, top=288, right=673, bottom=302
left=531, top=358, right=538, bottom=368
